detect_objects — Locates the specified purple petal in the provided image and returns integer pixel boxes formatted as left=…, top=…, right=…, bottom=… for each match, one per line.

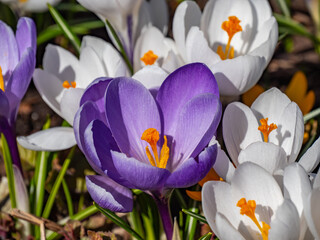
left=0, top=91, right=9, bottom=120
left=6, top=48, right=35, bottom=122
left=111, top=150, right=171, bottom=190
left=165, top=144, right=217, bottom=188
left=156, top=63, right=219, bottom=136
left=0, top=20, right=19, bottom=77
left=105, top=77, right=160, bottom=164
left=86, top=175, right=133, bottom=213
left=80, top=77, right=112, bottom=125
left=16, top=17, right=37, bottom=59
left=168, top=93, right=221, bottom=171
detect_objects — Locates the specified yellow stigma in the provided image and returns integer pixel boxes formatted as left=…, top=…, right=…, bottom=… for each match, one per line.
left=0, top=66, right=4, bottom=92
left=141, top=50, right=158, bottom=65
left=258, top=118, right=277, bottom=142
left=237, top=198, right=270, bottom=240
left=141, top=128, right=169, bottom=169
left=62, top=81, right=76, bottom=89
left=217, top=16, right=242, bottom=60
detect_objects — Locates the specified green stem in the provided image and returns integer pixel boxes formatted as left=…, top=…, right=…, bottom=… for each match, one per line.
left=42, top=147, right=75, bottom=219
left=304, top=107, right=320, bottom=123
left=1, top=134, right=16, bottom=209
left=62, top=179, right=73, bottom=217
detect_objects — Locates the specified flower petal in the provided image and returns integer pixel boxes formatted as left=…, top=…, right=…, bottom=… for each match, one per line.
left=215, top=213, right=246, bottom=240
left=299, top=137, right=320, bottom=173
left=268, top=199, right=300, bottom=240
left=17, top=127, right=76, bottom=151
left=172, top=1, right=201, bottom=61
left=0, top=20, right=18, bottom=75
left=165, top=144, right=217, bottom=188
left=110, top=150, right=170, bottom=190
left=86, top=175, right=133, bottom=212
left=132, top=65, right=168, bottom=90
left=157, top=63, right=219, bottom=137
left=60, top=88, right=84, bottom=126
left=238, top=142, right=287, bottom=174
left=0, top=91, right=9, bottom=120
left=304, top=188, right=320, bottom=240
left=213, top=148, right=235, bottom=182
left=15, top=17, right=36, bottom=59
left=168, top=94, right=221, bottom=170
left=105, top=77, right=160, bottom=164
left=222, top=102, right=261, bottom=164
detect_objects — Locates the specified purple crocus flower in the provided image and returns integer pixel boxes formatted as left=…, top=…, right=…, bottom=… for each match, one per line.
left=74, top=63, right=221, bottom=239
left=0, top=18, right=36, bottom=172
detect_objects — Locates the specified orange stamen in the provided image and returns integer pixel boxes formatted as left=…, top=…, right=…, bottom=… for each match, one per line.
left=0, top=66, right=4, bottom=92
left=258, top=118, right=277, bottom=142
left=141, top=50, right=158, bottom=65
left=237, top=198, right=270, bottom=240
left=62, top=81, right=76, bottom=89
left=217, top=16, right=242, bottom=60
left=141, top=128, right=169, bottom=169
left=19, top=0, right=28, bottom=2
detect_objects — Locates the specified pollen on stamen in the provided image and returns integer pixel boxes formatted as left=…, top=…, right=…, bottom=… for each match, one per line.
left=62, top=81, right=76, bottom=89
left=217, top=16, right=242, bottom=60
left=141, top=50, right=158, bottom=65
left=258, top=118, right=277, bottom=142
left=237, top=198, right=270, bottom=240
left=0, top=66, right=4, bottom=92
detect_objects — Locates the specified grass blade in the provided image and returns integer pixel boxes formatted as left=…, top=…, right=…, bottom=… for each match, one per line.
left=182, top=209, right=207, bottom=224
left=94, top=202, right=144, bottom=240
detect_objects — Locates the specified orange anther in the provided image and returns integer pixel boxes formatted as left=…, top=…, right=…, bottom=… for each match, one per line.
left=0, top=66, right=4, bottom=92
left=141, top=50, right=158, bottom=65
left=62, top=81, right=76, bottom=89
left=258, top=118, right=277, bottom=142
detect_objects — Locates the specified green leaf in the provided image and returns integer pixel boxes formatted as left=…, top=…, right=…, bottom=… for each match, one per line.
left=42, top=147, right=75, bottom=219
left=47, top=3, right=81, bottom=53
left=1, top=134, right=16, bottom=209
left=182, top=209, right=207, bottom=224
left=199, top=232, right=213, bottom=240
left=276, top=0, right=291, bottom=18
left=106, top=20, right=133, bottom=74
left=304, top=107, right=320, bottom=123
left=62, top=179, right=73, bottom=216
left=94, top=202, right=144, bottom=240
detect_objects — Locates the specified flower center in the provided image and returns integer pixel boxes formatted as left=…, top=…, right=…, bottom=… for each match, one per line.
left=237, top=198, right=270, bottom=240
left=217, top=16, right=242, bottom=60
left=141, top=50, right=158, bottom=65
left=62, top=81, right=76, bottom=89
left=258, top=118, right=277, bottom=142
left=141, top=128, right=169, bottom=169
left=0, top=66, right=4, bottom=92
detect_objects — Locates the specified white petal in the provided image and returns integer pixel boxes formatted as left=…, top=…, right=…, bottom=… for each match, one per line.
left=43, top=44, right=85, bottom=83
left=161, top=50, right=184, bottom=73
left=299, top=137, right=320, bottom=173
left=33, top=69, right=64, bottom=117
left=304, top=188, right=320, bottom=240
left=213, top=148, right=235, bottom=182
left=238, top=142, right=287, bottom=174
left=132, top=65, right=168, bottom=90
left=201, top=0, right=254, bottom=55
left=222, top=102, right=261, bottom=164
left=269, top=199, right=300, bottom=240
left=17, top=127, right=76, bottom=151
left=313, top=168, right=320, bottom=189
left=185, top=26, right=220, bottom=66
left=22, top=0, right=61, bottom=12
left=102, top=43, right=128, bottom=77
left=249, top=17, right=278, bottom=64
left=215, top=213, right=246, bottom=240
left=231, top=163, right=284, bottom=224
left=249, top=0, right=272, bottom=27
left=60, top=88, right=84, bottom=126
left=211, top=54, right=265, bottom=95
left=173, top=1, right=201, bottom=62
left=283, top=163, right=312, bottom=217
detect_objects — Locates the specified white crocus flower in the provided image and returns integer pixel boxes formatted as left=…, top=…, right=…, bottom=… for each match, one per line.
left=172, top=0, right=278, bottom=96
left=223, top=87, right=304, bottom=165
left=17, top=36, right=128, bottom=151
left=202, top=162, right=300, bottom=240
left=0, top=0, right=61, bottom=13
left=77, top=0, right=168, bottom=63
left=133, top=26, right=180, bottom=73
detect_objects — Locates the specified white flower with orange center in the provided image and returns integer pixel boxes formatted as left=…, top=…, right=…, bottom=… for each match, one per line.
left=202, top=162, right=300, bottom=240
left=172, top=0, right=278, bottom=96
